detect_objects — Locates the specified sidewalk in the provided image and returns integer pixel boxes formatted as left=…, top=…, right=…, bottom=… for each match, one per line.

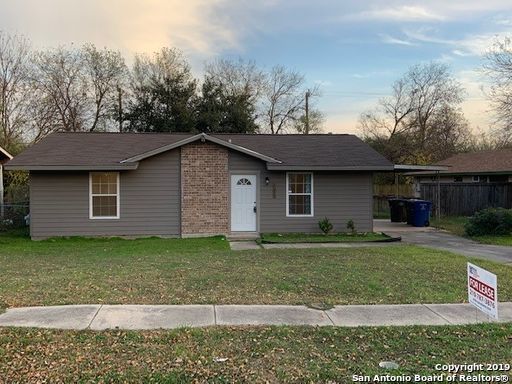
left=0, top=303, right=510, bottom=330
left=229, top=241, right=401, bottom=251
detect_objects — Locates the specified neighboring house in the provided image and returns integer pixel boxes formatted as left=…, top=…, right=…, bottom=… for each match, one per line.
left=5, top=132, right=393, bottom=239
left=413, top=149, right=512, bottom=186
left=411, top=149, right=512, bottom=215
left=0, top=146, right=14, bottom=217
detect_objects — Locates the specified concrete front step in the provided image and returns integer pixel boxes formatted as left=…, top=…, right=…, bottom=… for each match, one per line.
left=0, top=303, right=511, bottom=330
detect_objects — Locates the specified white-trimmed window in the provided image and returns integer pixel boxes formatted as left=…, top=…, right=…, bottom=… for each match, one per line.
left=286, top=172, right=313, bottom=217
left=89, top=172, right=120, bottom=219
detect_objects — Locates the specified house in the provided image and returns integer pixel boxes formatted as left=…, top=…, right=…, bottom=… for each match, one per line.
left=413, top=149, right=512, bottom=186
left=5, top=132, right=393, bottom=239
left=410, top=149, right=512, bottom=215
left=0, top=146, right=14, bottom=217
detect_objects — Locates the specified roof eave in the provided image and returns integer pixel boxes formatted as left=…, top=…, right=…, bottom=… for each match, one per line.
left=406, top=170, right=512, bottom=177
left=4, top=164, right=139, bottom=171
left=266, top=165, right=395, bottom=171
left=0, top=146, right=13, bottom=161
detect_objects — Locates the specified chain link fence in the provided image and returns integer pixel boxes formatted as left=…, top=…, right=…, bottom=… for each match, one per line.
left=0, top=204, right=30, bottom=231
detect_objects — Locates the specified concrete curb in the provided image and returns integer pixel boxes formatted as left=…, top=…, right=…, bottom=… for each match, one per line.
left=0, top=303, right=510, bottom=330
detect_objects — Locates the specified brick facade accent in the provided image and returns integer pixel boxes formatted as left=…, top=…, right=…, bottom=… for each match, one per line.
left=181, top=142, right=229, bottom=235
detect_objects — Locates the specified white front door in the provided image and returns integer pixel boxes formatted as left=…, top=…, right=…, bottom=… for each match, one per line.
left=231, top=175, right=257, bottom=232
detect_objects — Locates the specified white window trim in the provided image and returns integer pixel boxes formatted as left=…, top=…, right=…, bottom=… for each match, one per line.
left=286, top=172, right=314, bottom=217
left=89, top=172, right=120, bottom=220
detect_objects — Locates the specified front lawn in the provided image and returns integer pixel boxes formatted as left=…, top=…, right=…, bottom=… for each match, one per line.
left=1, top=324, right=511, bottom=382
left=431, top=216, right=468, bottom=237
left=432, top=216, right=512, bottom=245
left=1, top=231, right=511, bottom=310
left=260, top=232, right=392, bottom=243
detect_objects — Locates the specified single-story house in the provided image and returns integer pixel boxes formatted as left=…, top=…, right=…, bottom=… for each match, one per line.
left=412, top=148, right=512, bottom=186
left=5, top=132, right=393, bottom=239
left=409, top=149, right=512, bottom=215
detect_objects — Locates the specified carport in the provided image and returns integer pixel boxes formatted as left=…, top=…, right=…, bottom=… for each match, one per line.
left=391, top=164, right=449, bottom=220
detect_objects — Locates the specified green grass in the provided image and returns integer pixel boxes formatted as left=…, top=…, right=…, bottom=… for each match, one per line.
left=431, top=216, right=469, bottom=237
left=1, top=231, right=512, bottom=311
left=0, top=324, right=511, bottom=382
left=431, top=216, right=512, bottom=245
left=475, top=235, right=512, bottom=246
left=260, top=232, right=391, bottom=243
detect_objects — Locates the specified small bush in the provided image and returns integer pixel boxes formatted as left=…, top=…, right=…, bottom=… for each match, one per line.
left=346, top=219, right=356, bottom=234
left=464, top=208, right=512, bottom=237
left=318, top=217, right=333, bottom=235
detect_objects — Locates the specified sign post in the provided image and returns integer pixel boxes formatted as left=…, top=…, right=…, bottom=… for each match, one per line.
left=467, top=262, right=498, bottom=320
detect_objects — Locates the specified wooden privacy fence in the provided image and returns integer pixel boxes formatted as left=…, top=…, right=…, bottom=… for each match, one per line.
left=373, top=184, right=415, bottom=218
left=420, top=183, right=512, bottom=216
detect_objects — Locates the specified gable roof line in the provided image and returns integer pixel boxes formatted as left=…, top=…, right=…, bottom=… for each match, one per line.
left=0, top=146, right=13, bottom=160
left=120, top=133, right=282, bottom=164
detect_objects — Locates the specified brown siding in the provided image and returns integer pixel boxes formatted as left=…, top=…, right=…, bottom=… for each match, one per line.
left=29, top=149, right=180, bottom=239
left=229, top=151, right=374, bottom=233
left=181, top=142, right=229, bottom=235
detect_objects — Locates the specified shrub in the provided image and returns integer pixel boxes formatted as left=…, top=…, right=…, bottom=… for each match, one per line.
left=318, top=217, right=333, bottom=235
left=346, top=219, right=356, bottom=234
left=464, top=208, right=512, bottom=237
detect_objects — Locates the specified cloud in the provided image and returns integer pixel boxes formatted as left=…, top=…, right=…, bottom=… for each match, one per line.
left=379, top=34, right=416, bottom=46
left=0, top=0, right=252, bottom=58
left=346, top=5, right=445, bottom=22
left=403, top=27, right=504, bottom=56
left=314, top=80, right=333, bottom=87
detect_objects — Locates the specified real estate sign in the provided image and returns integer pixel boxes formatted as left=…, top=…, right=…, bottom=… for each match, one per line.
left=467, top=262, right=498, bottom=320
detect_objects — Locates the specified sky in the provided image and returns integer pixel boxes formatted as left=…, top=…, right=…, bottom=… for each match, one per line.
left=2, top=0, right=512, bottom=134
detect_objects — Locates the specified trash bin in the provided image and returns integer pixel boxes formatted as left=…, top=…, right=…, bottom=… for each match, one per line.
left=388, top=199, right=408, bottom=223
left=406, top=200, right=432, bottom=227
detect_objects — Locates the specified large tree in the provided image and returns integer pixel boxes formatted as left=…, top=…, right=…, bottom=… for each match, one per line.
left=205, top=58, right=265, bottom=105
left=0, top=31, right=32, bottom=151
left=82, top=44, right=127, bottom=132
left=205, top=59, right=323, bottom=134
left=261, top=66, right=321, bottom=134
left=32, top=46, right=89, bottom=132
left=484, top=37, right=512, bottom=143
left=125, top=48, right=197, bottom=132
left=360, top=62, right=470, bottom=164
left=195, top=76, right=258, bottom=133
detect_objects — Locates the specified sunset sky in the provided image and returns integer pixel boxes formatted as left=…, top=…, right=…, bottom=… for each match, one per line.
left=2, top=0, right=512, bottom=134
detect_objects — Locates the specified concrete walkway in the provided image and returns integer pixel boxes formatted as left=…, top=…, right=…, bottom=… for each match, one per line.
left=229, top=241, right=401, bottom=251
left=0, top=303, right=510, bottom=330
left=374, top=219, right=512, bottom=265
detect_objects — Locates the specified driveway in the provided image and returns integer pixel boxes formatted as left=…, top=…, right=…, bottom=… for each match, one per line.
left=374, top=219, right=512, bottom=265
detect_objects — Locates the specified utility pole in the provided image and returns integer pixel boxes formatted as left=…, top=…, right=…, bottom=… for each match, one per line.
left=305, top=89, right=311, bottom=134
left=117, top=86, right=123, bottom=133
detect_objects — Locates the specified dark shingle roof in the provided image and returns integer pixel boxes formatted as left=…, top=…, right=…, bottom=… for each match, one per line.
left=5, top=132, right=393, bottom=171
left=414, top=149, right=512, bottom=176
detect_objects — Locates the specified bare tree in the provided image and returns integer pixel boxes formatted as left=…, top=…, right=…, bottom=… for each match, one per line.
left=484, top=37, right=512, bottom=143
left=261, top=66, right=319, bottom=134
left=205, top=58, right=265, bottom=103
left=82, top=44, right=127, bottom=132
left=0, top=31, right=32, bottom=150
left=407, top=62, right=464, bottom=149
left=32, top=46, right=89, bottom=132
left=294, top=109, right=325, bottom=134
left=360, top=62, right=469, bottom=163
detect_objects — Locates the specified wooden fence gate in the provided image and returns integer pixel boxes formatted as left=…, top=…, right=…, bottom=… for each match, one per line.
left=420, top=183, right=512, bottom=216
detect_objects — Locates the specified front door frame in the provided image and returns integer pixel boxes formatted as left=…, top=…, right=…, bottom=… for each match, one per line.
left=229, top=171, right=260, bottom=233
